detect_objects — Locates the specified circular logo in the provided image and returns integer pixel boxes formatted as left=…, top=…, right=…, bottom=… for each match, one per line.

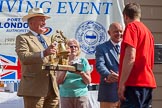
left=75, top=21, right=107, bottom=54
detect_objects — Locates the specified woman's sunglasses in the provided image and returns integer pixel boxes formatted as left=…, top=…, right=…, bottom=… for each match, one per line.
left=69, top=46, right=77, bottom=48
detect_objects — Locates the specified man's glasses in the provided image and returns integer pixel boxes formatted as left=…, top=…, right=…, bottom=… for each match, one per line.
left=69, top=46, right=77, bottom=48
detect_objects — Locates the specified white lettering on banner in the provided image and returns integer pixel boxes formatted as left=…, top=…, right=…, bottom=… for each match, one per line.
left=0, top=0, right=112, bottom=15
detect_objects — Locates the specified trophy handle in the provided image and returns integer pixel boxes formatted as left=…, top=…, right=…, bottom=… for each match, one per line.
left=42, top=30, right=77, bottom=72
left=49, top=30, right=69, bottom=65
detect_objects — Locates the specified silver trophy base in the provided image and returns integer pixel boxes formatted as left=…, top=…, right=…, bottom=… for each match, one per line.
left=42, top=64, right=76, bottom=72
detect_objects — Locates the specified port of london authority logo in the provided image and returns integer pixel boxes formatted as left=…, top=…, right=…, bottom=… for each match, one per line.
left=75, top=20, right=107, bottom=54
left=43, top=27, right=52, bottom=35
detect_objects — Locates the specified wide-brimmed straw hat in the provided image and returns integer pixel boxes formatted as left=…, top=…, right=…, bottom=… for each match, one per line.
left=22, top=8, right=50, bottom=22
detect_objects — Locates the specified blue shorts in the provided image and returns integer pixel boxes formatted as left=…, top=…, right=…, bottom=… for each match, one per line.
left=120, top=86, right=153, bottom=108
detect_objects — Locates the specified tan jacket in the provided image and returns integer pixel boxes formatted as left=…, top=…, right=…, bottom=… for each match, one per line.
left=15, top=32, right=59, bottom=97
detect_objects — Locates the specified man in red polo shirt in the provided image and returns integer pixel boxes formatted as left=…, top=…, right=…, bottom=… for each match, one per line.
left=118, top=3, right=156, bottom=108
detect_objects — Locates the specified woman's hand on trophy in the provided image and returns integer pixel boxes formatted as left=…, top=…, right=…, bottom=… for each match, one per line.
left=74, top=70, right=82, bottom=75
left=43, top=43, right=57, bottom=57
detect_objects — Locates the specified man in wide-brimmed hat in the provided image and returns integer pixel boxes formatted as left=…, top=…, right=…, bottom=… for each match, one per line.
left=15, top=8, right=59, bottom=108
left=22, top=8, right=50, bottom=22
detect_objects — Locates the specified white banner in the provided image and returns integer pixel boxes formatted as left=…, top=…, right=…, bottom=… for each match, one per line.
left=0, top=0, right=124, bottom=83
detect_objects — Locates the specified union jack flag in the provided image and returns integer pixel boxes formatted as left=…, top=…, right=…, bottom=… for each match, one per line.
left=0, top=54, right=21, bottom=81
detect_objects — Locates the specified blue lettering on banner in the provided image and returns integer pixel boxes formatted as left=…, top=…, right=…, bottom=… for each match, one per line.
left=0, top=22, right=28, bottom=28
left=0, top=0, right=112, bottom=15
left=0, top=0, right=51, bottom=13
left=0, top=17, right=28, bottom=33
left=57, top=1, right=113, bottom=14
left=0, top=17, right=52, bottom=34
left=75, top=21, right=107, bottom=55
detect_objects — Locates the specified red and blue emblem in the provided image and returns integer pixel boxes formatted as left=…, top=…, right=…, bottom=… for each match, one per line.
left=43, top=27, right=52, bottom=35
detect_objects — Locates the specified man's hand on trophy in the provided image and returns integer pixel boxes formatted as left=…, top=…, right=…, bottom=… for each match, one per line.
left=43, top=43, right=57, bottom=57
